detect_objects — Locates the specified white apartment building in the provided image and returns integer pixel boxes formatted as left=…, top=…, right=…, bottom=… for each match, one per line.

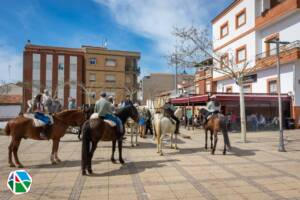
left=211, top=0, right=300, bottom=126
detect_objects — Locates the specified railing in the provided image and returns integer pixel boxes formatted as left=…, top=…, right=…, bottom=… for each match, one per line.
left=256, top=40, right=300, bottom=60
left=125, top=66, right=140, bottom=74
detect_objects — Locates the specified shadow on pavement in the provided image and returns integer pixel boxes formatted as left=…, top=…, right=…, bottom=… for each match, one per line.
left=26, top=159, right=106, bottom=169
left=229, top=146, right=258, bottom=156
left=90, top=159, right=178, bottom=177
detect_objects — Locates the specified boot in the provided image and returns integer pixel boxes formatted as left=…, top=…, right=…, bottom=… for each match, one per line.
left=40, top=124, right=51, bottom=140
left=175, top=123, right=180, bottom=134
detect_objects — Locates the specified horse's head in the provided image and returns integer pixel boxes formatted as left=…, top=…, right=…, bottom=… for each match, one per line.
left=174, top=107, right=183, bottom=119
left=128, top=105, right=139, bottom=122
left=54, top=109, right=86, bottom=126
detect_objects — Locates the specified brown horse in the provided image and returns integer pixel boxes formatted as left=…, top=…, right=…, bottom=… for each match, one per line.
left=81, top=105, right=139, bottom=175
left=5, top=109, right=86, bottom=167
left=200, top=108, right=231, bottom=155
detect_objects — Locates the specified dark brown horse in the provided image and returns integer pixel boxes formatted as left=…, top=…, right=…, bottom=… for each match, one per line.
left=200, top=108, right=231, bottom=155
left=5, top=109, right=86, bottom=167
left=81, top=105, right=139, bottom=175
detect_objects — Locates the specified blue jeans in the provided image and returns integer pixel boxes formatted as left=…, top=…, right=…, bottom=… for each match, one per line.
left=104, top=114, right=123, bottom=133
left=34, top=112, right=51, bottom=125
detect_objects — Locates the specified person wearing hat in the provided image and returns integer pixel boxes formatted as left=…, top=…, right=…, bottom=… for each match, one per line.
left=94, top=92, right=123, bottom=133
left=204, top=97, right=221, bottom=124
left=162, top=99, right=180, bottom=134
left=121, top=95, right=133, bottom=107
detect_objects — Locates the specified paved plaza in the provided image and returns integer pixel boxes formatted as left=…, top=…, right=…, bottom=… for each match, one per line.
left=1, top=128, right=300, bottom=200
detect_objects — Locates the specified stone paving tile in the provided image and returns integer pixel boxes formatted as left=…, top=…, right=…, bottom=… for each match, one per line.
left=1, top=130, right=300, bottom=200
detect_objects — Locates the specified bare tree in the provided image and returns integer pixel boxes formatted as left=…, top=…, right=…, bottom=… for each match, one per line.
left=169, top=26, right=259, bottom=143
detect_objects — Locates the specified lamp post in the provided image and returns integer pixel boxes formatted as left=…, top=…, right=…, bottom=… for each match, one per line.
left=264, top=39, right=290, bottom=152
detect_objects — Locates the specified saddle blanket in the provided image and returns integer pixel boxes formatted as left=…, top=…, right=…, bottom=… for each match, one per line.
left=23, top=113, right=54, bottom=127
left=90, top=113, right=116, bottom=127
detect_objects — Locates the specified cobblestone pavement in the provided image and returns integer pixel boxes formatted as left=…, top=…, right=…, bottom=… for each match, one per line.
left=1, top=128, right=300, bottom=200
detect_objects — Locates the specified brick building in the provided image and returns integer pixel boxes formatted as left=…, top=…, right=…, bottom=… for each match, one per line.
left=23, top=43, right=140, bottom=109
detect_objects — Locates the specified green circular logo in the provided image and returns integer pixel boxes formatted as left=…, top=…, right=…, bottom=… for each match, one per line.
left=7, top=170, right=32, bottom=195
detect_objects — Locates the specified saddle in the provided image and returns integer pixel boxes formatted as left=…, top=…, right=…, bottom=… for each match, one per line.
left=90, top=113, right=116, bottom=127
left=23, top=113, right=54, bottom=127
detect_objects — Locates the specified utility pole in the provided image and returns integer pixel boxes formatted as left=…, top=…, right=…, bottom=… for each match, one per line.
left=265, top=39, right=290, bottom=152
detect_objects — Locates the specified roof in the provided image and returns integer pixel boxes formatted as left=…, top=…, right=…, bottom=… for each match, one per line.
left=211, top=0, right=242, bottom=24
left=0, top=95, right=22, bottom=104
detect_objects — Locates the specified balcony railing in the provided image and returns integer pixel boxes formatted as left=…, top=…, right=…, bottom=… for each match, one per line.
left=256, top=40, right=300, bottom=60
left=256, top=0, right=300, bottom=29
left=125, top=66, right=140, bottom=74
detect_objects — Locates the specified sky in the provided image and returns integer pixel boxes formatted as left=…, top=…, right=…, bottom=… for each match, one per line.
left=0, top=0, right=232, bottom=83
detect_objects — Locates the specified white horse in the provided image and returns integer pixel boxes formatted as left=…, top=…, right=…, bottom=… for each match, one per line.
left=153, top=107, right=183, bottom=155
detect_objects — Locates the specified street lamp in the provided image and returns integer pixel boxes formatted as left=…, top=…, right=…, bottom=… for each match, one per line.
left=264, top=39, right=290, bottom=152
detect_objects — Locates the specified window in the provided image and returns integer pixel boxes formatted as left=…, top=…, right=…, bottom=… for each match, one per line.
left=236, top=45, right=247, bottom=63
left=267, top=79, right=277, bottom=93
left=105, top=75, right=116, bottom=83
left=206, top=80, right=211, bottom=92
left=89, top=58, right=96, bottom=65
left=89, top=74, right=96, bottom=82
left=46, top=55, right=53, bottom=91
left=220, top=21, right=229, bottom=39
left=243, top=84, right=251, bottom=93
left=236, top=9, right=246, bottom=29
left=226, top=86, right=233, bottom=93
left=265, top=33, right=279, bottom=57
left=220, top=53, right=229, bottom=68
left=105, top=58, right=117, bottom=67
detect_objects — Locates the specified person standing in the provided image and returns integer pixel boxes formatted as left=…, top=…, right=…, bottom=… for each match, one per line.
left=68, top=97, right=76, bottom=110
left=122, top=95, right=133, bottom=107
left=145, top=108, right=153, bottom=135
left=138, top=107, right=147, bottom=138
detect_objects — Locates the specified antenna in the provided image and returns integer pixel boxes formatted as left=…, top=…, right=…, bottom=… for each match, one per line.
left=103, top=38, right=108, bottom=48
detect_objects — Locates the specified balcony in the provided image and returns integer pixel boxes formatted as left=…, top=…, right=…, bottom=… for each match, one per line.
left=125, top=65, right=140, bottom=75
left=256, top=0, right=300, bottom=29
left=256, top=40, right=300, bottom=69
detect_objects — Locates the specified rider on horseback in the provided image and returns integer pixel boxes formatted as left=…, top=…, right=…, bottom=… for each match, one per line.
left=33, top=93, right=52, bottom=139
left=204, top=97, right=221, bottom=124
left=94, top=92, right=123, bottom=134
left=163, top=99, right=180, bottom=134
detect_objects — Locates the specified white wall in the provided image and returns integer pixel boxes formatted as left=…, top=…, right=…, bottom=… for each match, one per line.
left=257, top=12, right=300, bottom=54
left=216, top=62, right=295, bottom=94
left=0, top=105, right=21, bottom=119
left=213, top=0, right=255, bottom=49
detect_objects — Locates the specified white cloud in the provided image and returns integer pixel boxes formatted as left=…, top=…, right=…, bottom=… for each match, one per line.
left=93, top=0, right=211, bottom=54
left=0, top=43, right=22, bottom=83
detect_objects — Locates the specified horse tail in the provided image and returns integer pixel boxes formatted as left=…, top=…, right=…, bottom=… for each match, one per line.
left=81, top=121, right=90, bottom=172
left=4, top=122, right=11, bottom=136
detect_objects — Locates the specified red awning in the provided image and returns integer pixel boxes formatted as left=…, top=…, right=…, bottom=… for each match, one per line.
left=171, top=95, right=209, bottom=104
left=212, top=94, right=291, bottom=102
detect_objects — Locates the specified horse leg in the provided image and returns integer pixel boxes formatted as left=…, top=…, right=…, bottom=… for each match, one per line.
left=175, top=132, right=178, bottom=149
left=118, top=140, right=125, bottom=164
left=8, top=139, right=15, bottom=167
left=87, top=141, right=98, bottom=174
left=54, top=139, right=61, bottom=163
left=50, top=139, right=59, bottom=164
left=130, top=125, right=134, bottom=147
left=111, top=140, right=117, bottom=163
left=77, top=126, right=82, bottom=141
left=159, top=135, right=163, bottom=156
left=223, top=136, right=227, bottom=155
left=171, top=133, right=174, bottom=149
left=135, top=125, right=138, bottom=146
left=12, top=138, right=23, bottom=168
left=210, top=131, right=213, bottom=149
left=205, top=129, right=208, bottom=149
left=211, top=132, right=218, bottom=155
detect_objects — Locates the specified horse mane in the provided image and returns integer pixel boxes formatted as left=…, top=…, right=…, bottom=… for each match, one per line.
left=54, top=109, right=82, bottom=118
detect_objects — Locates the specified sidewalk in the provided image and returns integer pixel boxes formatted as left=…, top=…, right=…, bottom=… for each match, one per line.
left=0, top=129, right=300, bottom=199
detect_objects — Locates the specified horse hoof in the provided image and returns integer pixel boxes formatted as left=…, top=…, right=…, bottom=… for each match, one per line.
left=131, top=144, right=134, bottom=147
left=56, top=158, right=62, bottom=163
left=119, top=159, right=125, bottom=164
left=223, top=151, right=226, bottom=155
left=9, top=163, right=16, bottom=168
left=211, top=151, right=215, bottom=155
left=82, top=171, right=87, bottom=176
left=171, top=146, right=174, bottom=149
left=160, top=152, right=163, bottom=156
left=88, top=169, right=93, bottom=174
left=111, top=158, right=117, bottom=164
left=175, top=147, right=179, bottom=150
left=51, top=161, right=57, bottom=165
left=17, top=164, right=24, bottom=168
